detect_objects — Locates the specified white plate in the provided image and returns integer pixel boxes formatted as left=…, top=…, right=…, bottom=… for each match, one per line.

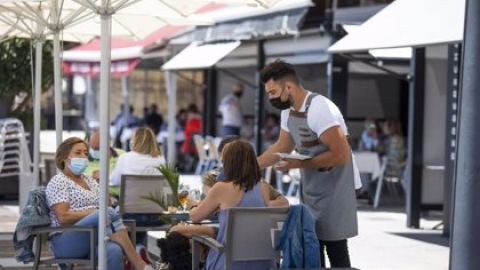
left=275, top=152, right=312, bottom=160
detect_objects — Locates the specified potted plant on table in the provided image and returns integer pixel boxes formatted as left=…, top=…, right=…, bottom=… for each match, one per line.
left=141, top=163, right=187, bottom=224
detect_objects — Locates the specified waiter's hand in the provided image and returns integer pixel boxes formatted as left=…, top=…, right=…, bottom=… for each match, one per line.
left=274, top=158, right=301, bottom=172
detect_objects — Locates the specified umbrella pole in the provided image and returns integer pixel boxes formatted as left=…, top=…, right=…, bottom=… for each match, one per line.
left=33, top=38, right=43, bottom=187
left=53, top=31, right=63, bottom=147
left=99, top=13, right=112, bottom=270
left=166, top=71, right=177, bottom=164
left=121, top=76, right=129, bottom=150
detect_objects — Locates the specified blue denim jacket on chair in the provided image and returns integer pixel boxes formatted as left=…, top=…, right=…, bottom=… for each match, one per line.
left=13, top=187, right=51, bottom=263
left=276, top=204, right=321, bottom=268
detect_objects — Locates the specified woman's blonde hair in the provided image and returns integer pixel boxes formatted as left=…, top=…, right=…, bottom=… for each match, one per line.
left=132, top=127, right=161, bottom=157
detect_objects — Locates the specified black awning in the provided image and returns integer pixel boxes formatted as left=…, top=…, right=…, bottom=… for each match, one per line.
left=192, top=7, right=308, bottom=43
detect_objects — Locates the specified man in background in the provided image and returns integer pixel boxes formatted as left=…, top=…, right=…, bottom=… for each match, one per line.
left=218, top=83, right=244, bottom=136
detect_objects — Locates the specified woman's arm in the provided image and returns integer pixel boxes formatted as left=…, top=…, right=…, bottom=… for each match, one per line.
left=169, top=224, right=216, bottom=238
left=51, top=202, right=96, bottom=225
left=189, top=184, right=223, bottom=223
left=261, top=183, right=289, bottom=208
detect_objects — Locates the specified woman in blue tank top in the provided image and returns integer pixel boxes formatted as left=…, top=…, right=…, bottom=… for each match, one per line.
left=189, top=139, right=289, bottom=270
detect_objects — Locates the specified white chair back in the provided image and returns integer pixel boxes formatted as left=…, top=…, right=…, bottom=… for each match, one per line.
left=193, top=135, right=207, bottom=160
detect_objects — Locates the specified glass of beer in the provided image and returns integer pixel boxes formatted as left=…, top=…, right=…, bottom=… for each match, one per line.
left=178, top=190, right=189, bottom=212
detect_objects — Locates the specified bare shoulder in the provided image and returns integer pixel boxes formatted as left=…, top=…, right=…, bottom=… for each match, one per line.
left=208, top=181, right=233, bottom=196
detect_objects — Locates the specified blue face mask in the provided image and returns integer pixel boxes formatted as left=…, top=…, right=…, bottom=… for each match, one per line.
left=68, top=157, right=89, bottom=175
left=90, top=148, right=100, bottom=160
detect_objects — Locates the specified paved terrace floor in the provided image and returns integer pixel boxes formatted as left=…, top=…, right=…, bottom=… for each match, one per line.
left=0, top=201, right=449, bottom=269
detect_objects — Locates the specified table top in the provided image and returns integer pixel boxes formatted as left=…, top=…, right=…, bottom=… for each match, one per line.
left=353, top=151, right=382, bottom=179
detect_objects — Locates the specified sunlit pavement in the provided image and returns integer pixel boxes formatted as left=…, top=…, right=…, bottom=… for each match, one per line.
left=349, top=207, right=448, bottom=270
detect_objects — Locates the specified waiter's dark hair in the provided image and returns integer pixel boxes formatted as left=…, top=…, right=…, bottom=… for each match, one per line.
left=260, top=59, right=299, bottom=84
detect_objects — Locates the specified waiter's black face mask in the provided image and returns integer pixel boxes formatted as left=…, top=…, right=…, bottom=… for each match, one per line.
left=269, top=85, right=291, bottom=110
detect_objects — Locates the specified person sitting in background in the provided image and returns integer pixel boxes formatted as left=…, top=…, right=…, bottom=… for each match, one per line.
left=358, top=120, right=380, bottom=152
left=112, top=104, right=140, bottom=149
left=85, top=129, right=124, bottom=181
left=189, top=140, right=289, bottom=270
left=156, top=119, right=185, bottom=160
left=180, top=104, right=202, bottom=172
left=181, top=104, right=202, bottom=156
left=263, top=113, right=281, bottom=151
left=381, top=120, right=406, bottom=178
left=45, top=137, right=154, bottom=270
left=110, top=127, right=165, bottom=186
left=144, top=104, right=164, bottom=136
left=110, top=126, right=166, bottom=255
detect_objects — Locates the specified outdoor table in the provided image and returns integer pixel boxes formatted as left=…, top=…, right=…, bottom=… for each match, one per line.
left=353, top=151, right=382, bottom=180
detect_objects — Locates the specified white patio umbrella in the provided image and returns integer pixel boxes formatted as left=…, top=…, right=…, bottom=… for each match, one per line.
left=0, top=1, right=94, bottom=189
left=55, top=1, right=218, bottom=268
left=2, top=1, right=275, bottom=268
left=210, top=0, right=282, bottom=8
left=0, top=10, right=17, bottom=41
left=70, top=0, right=278, bottom=267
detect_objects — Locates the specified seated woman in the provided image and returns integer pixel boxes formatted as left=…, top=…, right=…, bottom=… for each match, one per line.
left=45, top=137, right=153, bottom=270
left=159, top=166, right=288, bottom=269
left=170, top=169, right=288, bottom=238
left=189, top=140, right=289, bottom=270
left=110, top=126, right=165, bottom=186
left=110, top=126, right=167, bottom=248
left=381, top=119, right=406, bottom=178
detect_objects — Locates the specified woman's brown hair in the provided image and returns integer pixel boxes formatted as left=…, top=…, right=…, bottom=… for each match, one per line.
left=132, top=127, right=161, bottom=157
left=55, top=137, right=88, bottom=170
left=222, top=140, right=261, bottom=191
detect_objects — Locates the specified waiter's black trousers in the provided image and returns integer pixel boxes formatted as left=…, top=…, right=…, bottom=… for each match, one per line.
left=319, top=239, right=351, bottom=268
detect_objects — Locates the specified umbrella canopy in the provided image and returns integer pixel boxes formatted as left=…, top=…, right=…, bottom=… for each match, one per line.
left=0, top=1, right=93, bottom=42
left=0, top=0, right=211, bottom=187
left=0, top=8, right=20, bottom=41
left=0, top=1, right=95, bottom=189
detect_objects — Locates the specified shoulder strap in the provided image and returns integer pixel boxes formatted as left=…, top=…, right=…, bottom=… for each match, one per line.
left=304, top=93, right=318, bottom=113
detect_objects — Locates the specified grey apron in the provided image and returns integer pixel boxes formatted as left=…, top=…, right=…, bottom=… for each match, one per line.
left=287, top=94, right=358, bottom=241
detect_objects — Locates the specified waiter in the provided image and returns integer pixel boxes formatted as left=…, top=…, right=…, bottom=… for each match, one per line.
left=257, top=60, right=358, bottom=268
